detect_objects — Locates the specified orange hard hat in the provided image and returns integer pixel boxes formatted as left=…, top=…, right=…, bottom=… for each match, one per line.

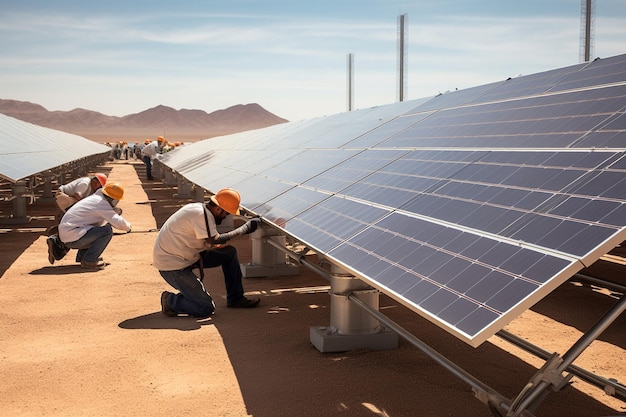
left=92, top=173, right=107, bottom=188
left=210, top=188, right=241, bottom=215
left=157, top=136, right=165, bottom=143
left=102, top=182, right=124, bottom=200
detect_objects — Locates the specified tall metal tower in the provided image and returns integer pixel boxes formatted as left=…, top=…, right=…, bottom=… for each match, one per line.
left=347, top=53, right=354, bottom=112
left=397, top=13, right=408, bottom=102
left=580, top=0, right=595, bottom=62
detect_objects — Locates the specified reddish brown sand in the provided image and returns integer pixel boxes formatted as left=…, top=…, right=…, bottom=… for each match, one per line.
left=0, top=159, right=624, bottom=417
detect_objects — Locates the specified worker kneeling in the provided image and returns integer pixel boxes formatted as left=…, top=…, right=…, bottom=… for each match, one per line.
left=154, top=188, right=260, bottom=317
left=56, top=182, right=132, bottom=269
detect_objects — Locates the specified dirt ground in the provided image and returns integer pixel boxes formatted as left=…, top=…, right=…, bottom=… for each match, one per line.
left=0, top=159, right=624, bottom=417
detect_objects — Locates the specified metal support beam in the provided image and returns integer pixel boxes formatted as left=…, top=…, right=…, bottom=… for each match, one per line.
left=261, top=236, right=397, bottom=351
left=193, top=185, right=204, bottom=202
left=504, top=293, right=626, bottom=416
left=497, top=329, right=626, bottom=403
left=0, top=180, right=31, bottom=224
left=240, top=224, right=299, bottom=277
left=574, top=273, right=626, bottom=294
left=310, top=264, right=398, bottom=353
left=38, top=175, right=55, bottom=203
left=162, top=168, right=177, bottom=186
left=152, top=159, right=162, bottom=179
left=173, top=178, right=192, bottom=199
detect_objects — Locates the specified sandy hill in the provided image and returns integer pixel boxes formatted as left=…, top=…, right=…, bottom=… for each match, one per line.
left=0, top=99, right=288, bottom=143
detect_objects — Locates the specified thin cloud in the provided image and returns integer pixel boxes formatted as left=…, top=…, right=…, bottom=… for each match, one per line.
left=1, top=2, right=625, bottom=122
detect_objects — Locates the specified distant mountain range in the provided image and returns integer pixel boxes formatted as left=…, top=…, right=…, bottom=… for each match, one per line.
left=0, top=99, right=288, bottom=142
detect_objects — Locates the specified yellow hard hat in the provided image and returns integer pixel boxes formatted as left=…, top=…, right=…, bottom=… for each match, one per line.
left=102, top=182, right=124, bottom=200
left=210, top=188, right=241, bottom=215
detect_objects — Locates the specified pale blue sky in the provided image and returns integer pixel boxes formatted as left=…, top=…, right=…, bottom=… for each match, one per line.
left=1, top=0, right=625, bottom=121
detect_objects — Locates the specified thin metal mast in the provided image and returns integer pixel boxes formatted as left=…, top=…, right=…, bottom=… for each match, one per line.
left=580, top=0, right=595, bottom=62
left=397, top=14, right=408, bottom=102
left=347, top=53, right=354, bottom=112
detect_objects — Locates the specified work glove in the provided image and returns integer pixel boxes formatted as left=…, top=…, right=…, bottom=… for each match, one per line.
left=213, top=218, right=261, bottom=244
left=243, top=218, right=260, bottom=234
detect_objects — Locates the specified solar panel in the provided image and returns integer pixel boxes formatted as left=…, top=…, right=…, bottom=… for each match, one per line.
left=0, top=113, right=110, bottom=182
left=548, top=53, right=626, bottom=92
left=160, top=53, right=626, bottom=347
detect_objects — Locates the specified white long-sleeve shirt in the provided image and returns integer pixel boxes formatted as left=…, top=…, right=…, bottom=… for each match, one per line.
left=59, top=189, right=132, bottom=243
left=141, top=141, right=160, bottom=158
left=58, top=177, right=93, bottom=199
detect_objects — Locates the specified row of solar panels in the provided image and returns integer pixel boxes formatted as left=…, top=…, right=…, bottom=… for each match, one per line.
left=0, top=113, right=110, bottom=183
left=166, top=54, right=626, bottom=346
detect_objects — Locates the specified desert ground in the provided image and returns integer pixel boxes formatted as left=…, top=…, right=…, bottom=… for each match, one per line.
left=0, top=159, right=624, bottom=417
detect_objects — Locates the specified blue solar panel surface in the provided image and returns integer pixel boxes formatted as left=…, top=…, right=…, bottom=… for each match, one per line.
left=160, top=53, right=626, bottom=346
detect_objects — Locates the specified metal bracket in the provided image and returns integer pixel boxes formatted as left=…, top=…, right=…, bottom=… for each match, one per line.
left=507, top=353, right=573, bottom=417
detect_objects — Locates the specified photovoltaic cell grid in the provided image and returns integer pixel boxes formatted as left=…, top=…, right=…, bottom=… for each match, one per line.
left=161, top=53, right=626, bottom=347
left=0, top=113, right=110, bottom=182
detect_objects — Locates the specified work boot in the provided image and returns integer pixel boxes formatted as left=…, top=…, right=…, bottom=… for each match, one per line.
left=46, top=237, right=55, bottom=265
left=161, top=291, right=177, bottom=317
left=227, top=296, right=260, bottom=308
left=81, top=259, right=105, bottom=269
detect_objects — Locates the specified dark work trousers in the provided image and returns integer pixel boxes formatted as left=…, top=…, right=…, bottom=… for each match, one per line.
left=159, top=245, right=245, bottom=317
left=142, top=155, right=153, bottom=180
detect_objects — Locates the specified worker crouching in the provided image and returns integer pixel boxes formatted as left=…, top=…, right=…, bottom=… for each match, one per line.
left=153, top=188, right=260, bottom=317
left=54, top=182, right=132, bottom=269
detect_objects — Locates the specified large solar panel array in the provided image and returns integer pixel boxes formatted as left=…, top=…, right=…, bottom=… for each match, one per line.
left=0, top=113, right=110, bottom=182
left=160, top=53, right=626, bottom=347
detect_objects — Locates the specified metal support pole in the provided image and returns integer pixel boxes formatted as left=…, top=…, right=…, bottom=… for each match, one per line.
left=152, top=159, right=162, bottom=179
left=574, top=273, right=626, bottom=294
left=173, top=178, right=192, bottom=199
left=240, top=224, right=299, bottom=277
left=310, top=264, right=398, bottom=352
left=329, top=268, right=381, bottom=335
left=0, top=180, right=31, bottom=224
left=347, top=53, right=354, bottom=112
left=41, top=175, right=54, bottom=201
left=193, top=185, right=204, bottom=202
left=265, top=238, right=331, bottom=280
left=162, top=168, right=177, bottom=186
left=397, top=13, right=408, bottom=102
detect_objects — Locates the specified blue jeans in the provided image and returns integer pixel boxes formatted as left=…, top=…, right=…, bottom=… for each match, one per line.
left=64, top=224, right=113, bottom=262
left=142, top=155, right=153, bottom=179
left=159, top=246, right=245, bottom=317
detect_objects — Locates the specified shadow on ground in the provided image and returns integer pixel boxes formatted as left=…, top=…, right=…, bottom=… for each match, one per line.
left=119, top=312, right=213, bottom=331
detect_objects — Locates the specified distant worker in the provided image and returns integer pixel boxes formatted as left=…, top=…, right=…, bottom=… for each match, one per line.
left=55, top=173, right=107, bottom=212
left=51, top=182, right=132, bottom=269
left=154, top=188, right=261, bottom=317
left=141, top=136, right=165, bottom=180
